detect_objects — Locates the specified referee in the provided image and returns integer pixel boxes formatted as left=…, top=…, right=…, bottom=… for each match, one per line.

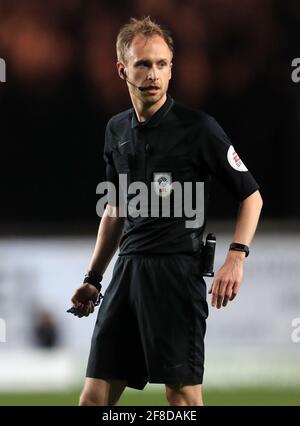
left=70, top=17, right=263, bottom=406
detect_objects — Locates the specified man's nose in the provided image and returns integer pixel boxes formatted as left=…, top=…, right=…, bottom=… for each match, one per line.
left=147, top=66, right=158, bottom=81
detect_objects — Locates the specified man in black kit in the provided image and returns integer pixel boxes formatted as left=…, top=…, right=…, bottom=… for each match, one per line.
left=70, top=17, right=263, bottom=406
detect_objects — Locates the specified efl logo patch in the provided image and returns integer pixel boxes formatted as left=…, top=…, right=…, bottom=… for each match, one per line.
left=227, top=145, right=248, bottom=172
left=153, top=172, right=172, bottom=197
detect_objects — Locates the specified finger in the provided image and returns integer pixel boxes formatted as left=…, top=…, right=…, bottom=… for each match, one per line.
left=71, top=295, right=80, bottom=306
left=82, top=302, right=91, bottom=317
left=222, top=284, right=234, bottom=307
left=86, top=301, right=93, bottom=316
left=217, top=295, right=224, bottom=309
left=208, top=278, right=217, bottom=295
left=90, top=300, right=95, bottom=314
left=222, top=295, right=230, bottom=307
left=71, top=289, right=85, bottom=306
left=217, top=288, right=226, bottom=309
left=222, top=296, right=229, bottom=307
left=222, top=287, right=232, bottom=307
left=217, top=281, right=230, bottom=309
left=75, top=303, right=88, bottom=318
left=230, top=281, right=239, bottom=301
left=211, top=281, right=220, bottom=307
left=86, top=300, right=95, bottom=316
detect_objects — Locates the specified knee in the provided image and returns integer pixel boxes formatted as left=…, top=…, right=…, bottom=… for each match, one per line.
left=79, top=391, right=105, bottom=406
left=166, top=386, right=203, bottom=406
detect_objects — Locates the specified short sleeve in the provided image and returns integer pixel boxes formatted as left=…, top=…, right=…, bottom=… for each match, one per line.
left=200, top=116, right=260, bottom=201
left=103, top=121, right=119, bottom=206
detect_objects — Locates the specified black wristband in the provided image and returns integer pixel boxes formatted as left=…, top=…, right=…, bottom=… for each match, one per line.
left=83, top=270, right=103, bottom=292
left=229, top=243, right=250, bottom=257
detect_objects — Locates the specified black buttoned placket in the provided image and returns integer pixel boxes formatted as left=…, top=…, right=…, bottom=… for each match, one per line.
left=130, top=95, right=174, bottom=189
left=131, top=125, right=148, bottom=184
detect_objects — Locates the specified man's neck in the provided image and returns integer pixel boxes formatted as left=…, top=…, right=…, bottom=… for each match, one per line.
left=131, top=93, right=167, bottom=123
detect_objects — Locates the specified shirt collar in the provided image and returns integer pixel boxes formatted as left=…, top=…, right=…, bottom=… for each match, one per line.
left=131, top=94, right=174, bottom=129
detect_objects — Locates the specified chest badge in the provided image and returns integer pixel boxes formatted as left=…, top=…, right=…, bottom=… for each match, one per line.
left=153, top=172, right=172, bottom=197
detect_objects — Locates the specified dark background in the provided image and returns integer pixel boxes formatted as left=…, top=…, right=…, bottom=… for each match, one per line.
left=0, top=0, right=299, bottom=228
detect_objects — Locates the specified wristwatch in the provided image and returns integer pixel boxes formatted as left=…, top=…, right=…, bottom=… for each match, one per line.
left=83, top=270, right=103, bottom=292
left=229, top=243, right=250, bottom=257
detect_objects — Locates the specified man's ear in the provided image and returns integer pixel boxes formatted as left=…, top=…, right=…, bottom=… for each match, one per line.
left=117, top=63, right=126, bottom=80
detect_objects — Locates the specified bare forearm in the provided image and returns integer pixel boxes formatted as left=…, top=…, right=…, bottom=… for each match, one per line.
left=210, top=190, right=263, bottom=308
left=232, top=190, right=263, bottom=247
left=88, top=205, right=125, bottom=274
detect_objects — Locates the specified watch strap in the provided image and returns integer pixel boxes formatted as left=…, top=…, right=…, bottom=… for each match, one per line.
left=83, top=270, right=103, bottom=291
left=229, top=243, right=250, bottom=257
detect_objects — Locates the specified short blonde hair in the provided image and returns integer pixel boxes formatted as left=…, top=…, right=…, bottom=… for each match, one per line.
left=116, top=16, right=174, bottom=64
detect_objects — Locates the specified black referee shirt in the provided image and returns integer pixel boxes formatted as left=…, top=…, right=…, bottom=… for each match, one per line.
left=103, top=94, right=259, bottom=255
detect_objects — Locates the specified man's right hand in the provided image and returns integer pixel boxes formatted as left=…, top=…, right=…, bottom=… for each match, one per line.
left=70, top=283, right=99, bottom=318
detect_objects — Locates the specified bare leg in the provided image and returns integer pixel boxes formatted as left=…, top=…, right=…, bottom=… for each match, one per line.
left=79, top=378, right=127, bottom=406
left=165, top=384, right=203, bottom=406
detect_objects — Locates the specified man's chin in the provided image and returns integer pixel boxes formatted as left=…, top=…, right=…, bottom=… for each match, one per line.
left=142, top=90, right=165, bottom=104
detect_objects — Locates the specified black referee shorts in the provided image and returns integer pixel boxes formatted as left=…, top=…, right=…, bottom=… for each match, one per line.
left=86, top=253, right=208, bottom=390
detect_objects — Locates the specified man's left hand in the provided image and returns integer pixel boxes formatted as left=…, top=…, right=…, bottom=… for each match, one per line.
left=208, top=250, right=245, bottom=309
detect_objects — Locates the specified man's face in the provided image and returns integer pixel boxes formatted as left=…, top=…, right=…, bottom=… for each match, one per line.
left=119, top=34, right=173, bottom=105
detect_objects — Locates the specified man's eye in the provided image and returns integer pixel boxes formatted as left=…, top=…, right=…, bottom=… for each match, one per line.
left=158, top=62, right=167, bottom=68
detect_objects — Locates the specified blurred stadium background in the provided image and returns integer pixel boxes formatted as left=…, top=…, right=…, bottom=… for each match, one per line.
left=0, top=0, right=300, bottom=406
